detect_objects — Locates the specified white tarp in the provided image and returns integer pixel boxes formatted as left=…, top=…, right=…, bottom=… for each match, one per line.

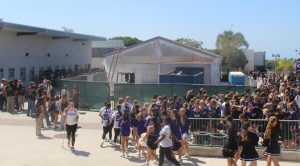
left=102, top=36, right=220, bottom=75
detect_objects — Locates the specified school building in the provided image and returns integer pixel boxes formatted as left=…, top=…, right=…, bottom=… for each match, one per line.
left=0, top=20, right=105, bottom=82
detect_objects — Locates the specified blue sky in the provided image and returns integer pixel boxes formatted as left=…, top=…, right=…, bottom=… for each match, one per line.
left=0, top=0, right=299, bottom=59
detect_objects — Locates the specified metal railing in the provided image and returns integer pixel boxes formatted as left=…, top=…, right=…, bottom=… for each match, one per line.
left=188, top=118, right=300, bottom=151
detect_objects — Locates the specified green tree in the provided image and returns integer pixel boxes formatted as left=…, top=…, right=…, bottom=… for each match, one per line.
left=275, top=59, right=294, bottom=72
left=216, top=30, right=249, bottom=71
left=110, top=36, right=142, bottom=47
left=265, top=60, right=276, bottom=70
left=175, top=38, right=203, bottom=49
left=62, top=26, right=74, bottom=33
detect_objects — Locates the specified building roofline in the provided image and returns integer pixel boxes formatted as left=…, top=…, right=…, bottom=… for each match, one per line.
left=102, top=36, right=220, bottom=58
left=0, top=21, right=106, bottom=41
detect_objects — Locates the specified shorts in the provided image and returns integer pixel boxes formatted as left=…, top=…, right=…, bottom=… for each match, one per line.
left=18, top=96, right=25, bottom=103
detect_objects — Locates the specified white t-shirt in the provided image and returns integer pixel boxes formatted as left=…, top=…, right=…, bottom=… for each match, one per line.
left=111, top=111, right=121, bottom=128
left=121, top=102, right=132, bottom=112
left=294, top=95, right=300, bottom=108
left=64, top=108, right=78, bottom=125
left=0, top=83, right=3, bottom=94
left=99, top=107, right=113, bottom=127
left=159, top=125, right=172, bottom=148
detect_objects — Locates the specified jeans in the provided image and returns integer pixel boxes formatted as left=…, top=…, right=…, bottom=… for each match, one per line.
left=60, top=115, right=65, bottom=130
left=0, top=94, right=4, bottom=110
left=27, top=100, right=36, bottom=116
left=159, top=146, right=180, bottom=166
left=44, top=111, right=51, bottom=127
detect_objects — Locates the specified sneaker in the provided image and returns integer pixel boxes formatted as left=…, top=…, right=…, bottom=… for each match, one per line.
left=125, top=151, right=129, bottom=158
left=121, top=153, right=125, bottom=158
left=154, top=160, right=159, bottom=165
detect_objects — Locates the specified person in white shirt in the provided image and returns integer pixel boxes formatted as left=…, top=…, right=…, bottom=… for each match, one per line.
left=63, top=101, right=79, bottom=150
left=294, top=91, right=300, bottom=109
left=0, top=79, right=5, bottom=111
left=121, top=96, right=132, bottom=112
left=110, top=104, right=122, bottom=146
left=99, top=102, right=113, bottom=147
left=155, top=117, right=180, bottom=166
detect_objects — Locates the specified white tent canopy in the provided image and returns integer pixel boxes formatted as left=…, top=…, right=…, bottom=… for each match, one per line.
left=102, top=36, right=221, bottom=84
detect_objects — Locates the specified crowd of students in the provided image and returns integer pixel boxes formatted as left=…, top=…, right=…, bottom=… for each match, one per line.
left=1, top=72, right=300, bottom=166
left=97, top=72, right=299, bottom=166
left=0, top=78, right=80, bottom=143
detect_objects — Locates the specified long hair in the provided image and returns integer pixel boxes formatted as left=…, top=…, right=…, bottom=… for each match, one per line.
left=241, top=121, right=251, bottom=142
left=172, top=109, right=182, bottom=127
left=36, top=97, right=45, bottom=108
left=116, top=104, right=122, bottom=117
left=151, top=117, right=160, bottom=132
left=122, top=110, right=130, bottom=122
left=264, top=116, right=277, bottom=139
left=225, top=115, right=236, bottom=132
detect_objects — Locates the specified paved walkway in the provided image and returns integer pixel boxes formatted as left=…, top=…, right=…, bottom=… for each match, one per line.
left=0, top=110, right=298, bottom=166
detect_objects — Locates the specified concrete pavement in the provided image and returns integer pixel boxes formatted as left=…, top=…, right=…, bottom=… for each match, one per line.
left=0, top=110, right=298, bottom=166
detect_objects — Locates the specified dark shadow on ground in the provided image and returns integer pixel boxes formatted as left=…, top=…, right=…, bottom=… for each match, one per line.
left=127, top=155, right=146, bottom=163
left=37, top=135, right=53, bottom=140
left=183, top=157, right=206, bottom=165
left=71, top=150, right=91, bottom=157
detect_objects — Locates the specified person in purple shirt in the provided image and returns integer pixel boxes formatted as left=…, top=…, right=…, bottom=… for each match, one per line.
left=179, top=108, right=190, bottom=157
left=130, top=104, right=140, bottom=149
left=171, top=109, right=183, bottom=162
left=173, top=94, right=182, bottom=111
left=137, top=107, right=147, bottom=157
left=283, top=103, right=298, bottom=148
left=243, top=101, right=257, bottom=119
left=119, top=110, right=131, bottom=158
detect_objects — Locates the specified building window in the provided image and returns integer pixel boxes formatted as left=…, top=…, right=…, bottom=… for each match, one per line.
left=47, top=66, right=52, bottom=71
left=117, top=73, right=135, bottom=83
left=8, top=68, right=15, bottom=80
left=20, top=67, right=26, bottom=82
left=0, top=68, right=4, bottom=79
left=29, top=66, right=35, bottom=81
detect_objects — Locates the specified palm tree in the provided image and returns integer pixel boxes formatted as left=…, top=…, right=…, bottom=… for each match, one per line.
left=216, top=30, right=249, bottom=49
